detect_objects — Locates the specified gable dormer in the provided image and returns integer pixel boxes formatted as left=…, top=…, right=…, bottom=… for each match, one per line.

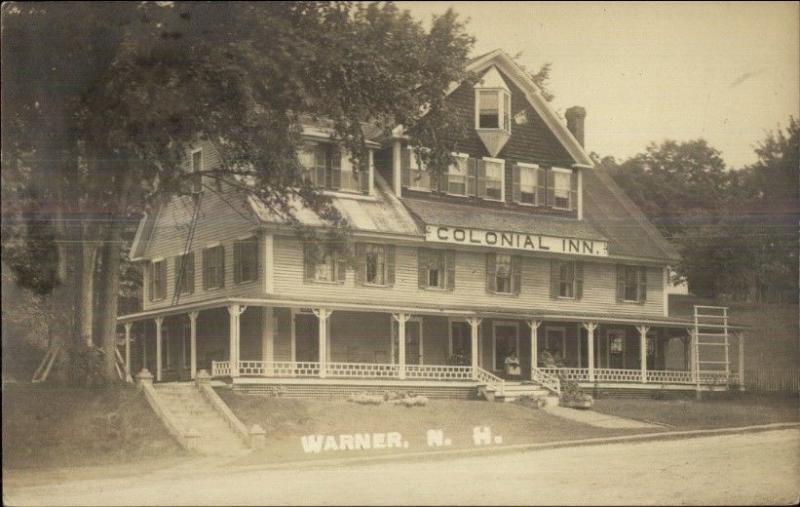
left=474, top=66, right=511, bottom=157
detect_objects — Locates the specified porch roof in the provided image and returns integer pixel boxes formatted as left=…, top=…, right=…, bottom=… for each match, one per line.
left=117, top=295, right=713, bottom=330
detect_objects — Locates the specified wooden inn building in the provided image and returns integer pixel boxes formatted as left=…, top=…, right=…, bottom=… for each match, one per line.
left=119, top=50, right=745, bottom=399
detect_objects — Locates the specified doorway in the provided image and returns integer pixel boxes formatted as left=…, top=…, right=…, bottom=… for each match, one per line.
left=493, top=322, right=520, bottom=372
left=295, top=313, right=319, bottom=362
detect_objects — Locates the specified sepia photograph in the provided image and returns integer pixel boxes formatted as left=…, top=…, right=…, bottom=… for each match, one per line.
left=2, top=1, right=798, bottom=505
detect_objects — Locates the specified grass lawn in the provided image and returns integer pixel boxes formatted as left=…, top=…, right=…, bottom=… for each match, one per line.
left=218, top=390, right=660, bottom=464
left=592, top=391, right=799, bottom=429
left=2, top=384, right=185, bottom=470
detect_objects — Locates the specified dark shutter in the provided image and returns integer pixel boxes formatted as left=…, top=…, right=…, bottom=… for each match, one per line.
left=386, top=245, right=396, bottom=286
left=546, top=169, right=556, bottom=207
left=570, top=169, right=578, bottom=211
left=616, top=265, right=626, bottom=302
left=467, top=158, right=477, bottom=196
left=550, top=260, right=560, bottom=299
left=437, top=164, right=448, bottom=193
left=401, top=147, right=411, bottom=188
left=218, top=246, right=225, bottom=288
left=202, top=250, right=209, bottom=289
left=303, top=244, right=315, bottom=282
left=233, top=242, right=242, bottom=284
left=315, top=147, right=326, bottom=188
left=186, top=254, right=195, bottom=294
left=536, top=168, right=546, bottom=206
left=477, top=159, right=487, bottom=198
left=336, top=255, right=347, bottom=283
left=511, top=255, right=522, bottom=295
left=360, top=164, right=370, bottom=194
left=445, top=250, right=456, bottom=291
left=417, top=248, right=428, bottom=289
left=512, top=164, right=521, bottom=203
left=638, top=266, right=648, bottom=303
left=148, top=262, right=155, bottom=301
left=354, top=243, right=365, bottom=285
left=575, top=261, right=584, bottom=300
left=329, top=148, right=341, bottom=190
left=486, top=254, right=497, bottom=293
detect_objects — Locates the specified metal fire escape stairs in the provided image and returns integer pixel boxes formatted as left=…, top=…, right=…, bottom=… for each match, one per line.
left=692, top=305, right=730, bottom=392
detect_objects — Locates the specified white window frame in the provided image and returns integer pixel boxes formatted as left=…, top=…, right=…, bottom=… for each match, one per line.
left=407, top=147, right=432, bottom=192
left=551, top=166, right=573, bottom=211
left=446, top=152, right=470, bottom=197
left=492, top=321, right=520, bottom=373
left=494, top=253, right=514, bottom=295
left=622, top=265, right=643, bottom=303
left=517, top=162, right=540, bottom=207
left=482, top=157, right=505, bottom=202
left=557, top=260, right=577, bottom=300
left=150, top=257, right=166, bottom=301
left=363, top=243, right=388, bottom=287
left=475, top=88, right=511, bottom=133
left=424, top=249, right=447, bottom=291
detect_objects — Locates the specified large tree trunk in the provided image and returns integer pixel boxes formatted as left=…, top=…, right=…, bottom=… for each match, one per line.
left=79, top=238, right=98, bottom=347
left=98, top=226, right=123, bottom=381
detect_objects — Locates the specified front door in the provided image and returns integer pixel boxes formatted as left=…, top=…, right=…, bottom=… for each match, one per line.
left=493, top=323, right=519, bottom=372
left=450, top=321, right=471, bottom=365
left=393, top=319, right=422, bottom=365
left=295, top=313, right=318, bottom=362
left=607, top=329, right=626, bottom=369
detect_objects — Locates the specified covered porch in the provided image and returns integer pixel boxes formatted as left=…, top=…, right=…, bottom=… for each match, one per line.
left=117, top=299, right=745, bottom=392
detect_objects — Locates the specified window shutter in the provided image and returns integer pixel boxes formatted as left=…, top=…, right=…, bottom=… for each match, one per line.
left=148, top=263, right=155, bottom=301
left=512, top=164, right=521, bottom=203
left=386, top=245, right=396, bottom=286
left=233, top=242, right=242, bottom=284
left=445, top=250, right=456, bottom=291
left=511, top=256, right=522, bottom=295
left=616, top=265, right=626, bottom=302
left=401, top=147, right=411, bottom=188
left=218, top=246, right=225, bottom=288
left=467, top=158, right=477, bottom=196
left=546, top=169, right=556, bottom=207
left=187, top=254, right=195, bottom=294
left=575, top=261, right=584, bottom=300
left=159, top=261, right=167, bottom=299
left=477, top=159, right=487, bottom=198
left=417, top=248, right=429, bottom=289
left=303, top=244, right=315, bottom=282
left=354, top=243, right=365, bottom=285
left=638, top=266, right=648, bottom=303
left=315, top=148, right=326, bottom=188
left=202, top=251, right=209, bottom=289
left=536, top=168, right=546, bottom=206
left=486, top=254, right=497, bottom=293
left=336, top=255, right=347, bottom=283
left=570, top=170, right=578, bottom=211
left=549, top=260, right=560, bottom=299
left=329, top=148, right=341, bottom=189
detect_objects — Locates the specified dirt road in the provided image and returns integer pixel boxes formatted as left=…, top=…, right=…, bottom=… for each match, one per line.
left=5, top=429, right=799, bottom=505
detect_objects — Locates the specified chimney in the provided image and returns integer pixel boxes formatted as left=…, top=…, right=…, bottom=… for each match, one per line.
left=565, top=106, right=586, bottom=147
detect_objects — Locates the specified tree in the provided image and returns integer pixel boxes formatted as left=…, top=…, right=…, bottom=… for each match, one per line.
left=1, top=2, right=475, bottom=382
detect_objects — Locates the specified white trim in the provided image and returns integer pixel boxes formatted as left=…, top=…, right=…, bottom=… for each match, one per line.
left=517, top=162, right=540, bottom=169
left=491, top=321, right=520, bottom=373
left=205, top=241, right=221, bottom=249
left=263, top=234, right=274, bottom=294
left=577, top=168, right=584, bottom=220
left=151, top=256, right=165, bottom=263
left=392, top=140, right=402, bottom=197
left=481, top=157, right=506, bottom=202
left=550, top=166, right=573, bottom=174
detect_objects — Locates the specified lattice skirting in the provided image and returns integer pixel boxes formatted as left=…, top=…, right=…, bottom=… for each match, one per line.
left=228, top=382, right=478, bottom=400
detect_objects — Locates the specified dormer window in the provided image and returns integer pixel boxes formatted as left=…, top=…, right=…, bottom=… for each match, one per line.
left=474, top=66, right=512, bottom=157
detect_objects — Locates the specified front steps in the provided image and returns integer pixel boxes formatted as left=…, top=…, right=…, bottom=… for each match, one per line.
left=493, top=381, right=559, bottom=405
left=153, top=383, right=249, bottom=456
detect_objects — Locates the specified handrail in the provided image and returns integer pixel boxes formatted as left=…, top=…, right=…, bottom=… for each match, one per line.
left=531, top=367, right=561, bottom=395
left=475, top=367, right=505, bottom=396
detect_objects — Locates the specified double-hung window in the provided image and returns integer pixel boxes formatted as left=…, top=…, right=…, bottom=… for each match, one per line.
left=149, top=259, right=167, bottom=301
left=486, top=253, right=521, bottom=295
left=304, top=244, right=346, bottom=283
left=617, top=265, right=647, bottom=303
left=233, top=237, right=259, bottom=284
left=512, top=163, right=541, bottom=206
left=406, top=148, right=432, bottom=191
left=174, top=253, right=194, bottom=295
left=418, top=248, right=454, bottom=290
left=477, top=88, right=511, bottom=132
left=482, top=158, right=504, bottom=201
left=299, top=144, right=365, bottom=193
left=356, top=243, right=395, bottom=287
left=447, top=154, right=469, bottom=196
left=550, top=167, right=573, bottom=210
left=550, top=260, right=584, bottom=300
left=202, top=245, right=225, bottom=290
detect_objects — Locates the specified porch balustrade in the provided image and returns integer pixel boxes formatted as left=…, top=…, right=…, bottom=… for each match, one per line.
left=538, top=366, right=733, bottom=385
left=213, top=360, right=474, bottom=382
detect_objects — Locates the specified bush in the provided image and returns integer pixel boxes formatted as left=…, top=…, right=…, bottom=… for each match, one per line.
left=559, top=377, right=593, bottom=407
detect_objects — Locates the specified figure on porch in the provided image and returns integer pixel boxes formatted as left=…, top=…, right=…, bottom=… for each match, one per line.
left=540, top=349, right=565, bottom=368
left=504, top=350, right=521, bottom=379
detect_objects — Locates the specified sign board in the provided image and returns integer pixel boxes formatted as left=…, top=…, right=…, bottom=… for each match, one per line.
left=424, top=225, right=609, bottom=257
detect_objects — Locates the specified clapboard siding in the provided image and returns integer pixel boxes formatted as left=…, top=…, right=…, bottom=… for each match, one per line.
left=272, top=236, right=665, bottom=317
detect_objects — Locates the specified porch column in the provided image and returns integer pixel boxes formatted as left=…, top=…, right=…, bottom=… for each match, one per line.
left=393, top=313, right=411, bottom=379
left=155, top=317, right=163, bottom=382
left=737, top=331, right=745, bottom=389
left=228, top=305, right=246, bottom=378
left=467, top=317, right=482, bottom=380
left=637, top=325, right=650, bottom=383
left=124, top=322, right=132, bottom=381
left=262, top=307, right=274, bottom=377
left=582, top=322, right=597, bottom=382
left=188, top=311, right=198, bottom=379
left=527, top=320, right=541, bottom=376
left=313, top=308, right=332, bottom=378
left=687, top=327, right=697, bottom=383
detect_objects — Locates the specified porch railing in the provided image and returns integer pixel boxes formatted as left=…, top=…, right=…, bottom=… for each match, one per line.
left=531, top=368, right=561, bottom=395
left=406, top=364, right=473, bottom=381
left=327, top=361, right=399, bottom=379
left=538, top=367, right=733, bottom=386
left=212, top=360, right=475, bottom=382
left=475, top=366, right=505, bottom=396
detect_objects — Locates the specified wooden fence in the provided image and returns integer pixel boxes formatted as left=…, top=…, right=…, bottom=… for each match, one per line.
left=744, top=368, right=800, bottom=392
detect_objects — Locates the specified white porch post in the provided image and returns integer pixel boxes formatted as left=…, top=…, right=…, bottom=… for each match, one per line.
left=687, top=327, right=697, bottom=383
left=737, top=331, right=745, bottom=389
left=637, top=325, right=650, bottom=383
left=312, top=308, right=332, bottom=378
left=467, top=317, right=482, bottom=380
left=227, top=305, right=246, bottom=378
left=188, top=311, right=198, bottom=379
left=583, top=322, right=597, bottom=382
left=262, top=307, right=274, bottom=377
left=124, top=322, right=132, bottom=380
left=527, top=320, right=541, bottom=377
left=393, top=313, right=411, bottom=379
left=154, top=317, right=163, bottom=382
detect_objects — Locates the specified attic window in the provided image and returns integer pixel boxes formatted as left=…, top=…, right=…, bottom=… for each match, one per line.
left=477, top=90, right=511, bottom=131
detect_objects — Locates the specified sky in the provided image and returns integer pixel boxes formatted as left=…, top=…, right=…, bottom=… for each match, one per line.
left=396, top=1, right=800, bottom=169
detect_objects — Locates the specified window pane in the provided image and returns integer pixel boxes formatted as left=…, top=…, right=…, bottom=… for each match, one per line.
left=624, top=267, right=639, bottom=300
left=484, top=161, right=503, bottom=200
left=315, top=254, right=335, bottom=281
left=495, top=254, right=512, bottom=293
left=479, top=91, right=499, bottom=128
left=427, top=251, right=445, bottom=288
left=553, top=171, right=571, bottom=209
left=448, top=157, right=468, bottom=195
left=365, top=245, right=385, bottom=285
